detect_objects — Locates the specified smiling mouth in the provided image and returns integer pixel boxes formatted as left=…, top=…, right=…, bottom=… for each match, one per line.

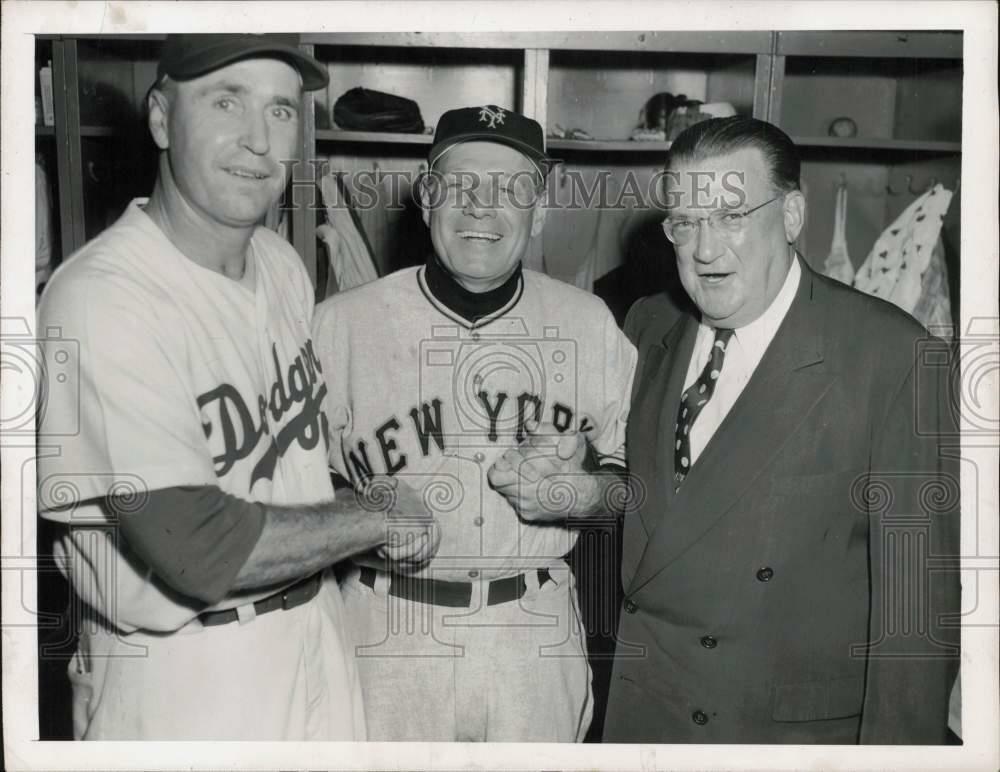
left=457, top=230, right=502, bottom=243
left=225, top=167, right=270, bottom=181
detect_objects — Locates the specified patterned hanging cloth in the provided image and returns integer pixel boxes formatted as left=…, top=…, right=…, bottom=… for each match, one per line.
left=852, top=183, right=954, bottom=337
left=822, top=183, right=855, bottom=285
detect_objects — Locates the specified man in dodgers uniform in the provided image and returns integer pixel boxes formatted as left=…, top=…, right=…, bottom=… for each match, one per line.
left=37, top=34, right=438, bottom=740
left=313, top=106, right=637, bottom=741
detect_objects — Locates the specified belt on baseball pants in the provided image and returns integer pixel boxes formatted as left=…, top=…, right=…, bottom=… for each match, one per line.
left=359, top=566, right=552, bottom=608
left=198, top=572, right=322, bottom=627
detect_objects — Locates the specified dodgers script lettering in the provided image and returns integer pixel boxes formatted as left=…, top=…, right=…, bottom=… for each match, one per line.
left=197, top=339, right=330, bottom=487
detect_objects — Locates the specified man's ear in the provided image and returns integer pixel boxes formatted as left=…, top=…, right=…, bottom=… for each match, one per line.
left=782, top=189, right=806, bottom=244
left=530, top=197, right=547, bottom=238
left=147, top=87, right=171, bottom=151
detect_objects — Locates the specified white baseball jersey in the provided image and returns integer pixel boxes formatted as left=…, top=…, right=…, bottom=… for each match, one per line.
left=37, top=199, right=365, bottom=740
left=313, top=265, right=637, bottom=581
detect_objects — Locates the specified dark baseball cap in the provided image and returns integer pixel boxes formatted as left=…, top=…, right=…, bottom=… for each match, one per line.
left=157, top=33, right=328, bottom=91
left=429, top=105, right=550, bottom=176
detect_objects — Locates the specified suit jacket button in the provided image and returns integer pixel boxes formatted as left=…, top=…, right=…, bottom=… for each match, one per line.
left=624, top=599, right=638, bottom=614
left=756, top=567, right=774, bottom=582
left=700, top=635, right=717, bottom=649
left=692, top=710, right=709, bottom=725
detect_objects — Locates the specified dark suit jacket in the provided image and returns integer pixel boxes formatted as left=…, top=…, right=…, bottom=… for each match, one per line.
left=603, top=261, right=960, bottom=744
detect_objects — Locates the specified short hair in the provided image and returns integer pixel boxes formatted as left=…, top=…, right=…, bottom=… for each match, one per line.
left=668, top=117, right=801, bottom=194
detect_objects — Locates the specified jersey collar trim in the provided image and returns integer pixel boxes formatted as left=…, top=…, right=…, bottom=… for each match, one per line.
left=416, top=264, right=524, bottom=330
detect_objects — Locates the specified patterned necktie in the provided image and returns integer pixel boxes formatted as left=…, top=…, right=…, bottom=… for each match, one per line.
left=674, top=327, right=736, bottom=485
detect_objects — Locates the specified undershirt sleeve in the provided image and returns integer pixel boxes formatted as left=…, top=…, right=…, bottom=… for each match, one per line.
left=115, top=485, right=266, bottom=605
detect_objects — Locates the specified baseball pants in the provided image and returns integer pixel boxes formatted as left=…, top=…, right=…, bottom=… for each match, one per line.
left=67, top=570, right=366, bottom=740
left=341, top=563, right=593, bottom=742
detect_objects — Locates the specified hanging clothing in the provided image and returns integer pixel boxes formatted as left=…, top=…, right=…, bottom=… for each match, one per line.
left=853, top=183, right=954, bottom=336
left=822, top=184, right=854, bottom=285
left=911, top=237, right=954, bottom=339
left=36, top=157, right=55, bottom=294
left=318, top=173, right=379, bottom=292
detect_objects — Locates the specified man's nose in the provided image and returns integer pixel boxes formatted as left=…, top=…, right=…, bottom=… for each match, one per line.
left=461, top=188, right=497, bottom=217
left=241, top=110, right=270, bottom=155
left=693, top=219, right=723, bottom=262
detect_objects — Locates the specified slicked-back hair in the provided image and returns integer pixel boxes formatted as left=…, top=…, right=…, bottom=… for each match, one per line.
left=668, top=116, right=801, bottom=194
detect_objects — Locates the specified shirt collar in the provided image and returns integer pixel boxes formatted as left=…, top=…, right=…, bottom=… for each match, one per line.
left=699, top=254, right=801, bottom=353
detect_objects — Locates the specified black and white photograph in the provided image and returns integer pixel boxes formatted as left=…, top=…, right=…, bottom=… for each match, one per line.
left=1, top=2, right=997, bottom=770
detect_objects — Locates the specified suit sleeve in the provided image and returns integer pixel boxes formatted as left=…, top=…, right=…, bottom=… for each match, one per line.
left=859, top=335, right=961, bottom=743
left=623, top=296, right=650, bottom=346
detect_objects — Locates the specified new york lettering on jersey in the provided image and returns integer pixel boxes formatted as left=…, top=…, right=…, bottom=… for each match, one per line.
left=340, top=390, right=591, bottom=486
left=343, top=326, right=591, bottom=483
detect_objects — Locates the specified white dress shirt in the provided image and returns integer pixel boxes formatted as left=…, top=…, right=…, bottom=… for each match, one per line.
left=682, top=256, right=802, bottom=465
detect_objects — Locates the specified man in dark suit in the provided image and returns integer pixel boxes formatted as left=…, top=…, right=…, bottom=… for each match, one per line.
left=602, top=117, right=960, bottom=744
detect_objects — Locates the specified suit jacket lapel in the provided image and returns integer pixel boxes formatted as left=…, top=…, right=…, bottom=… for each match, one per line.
left=628, top=265, right=832, bottom=594
left=628, top=313, right=699, bottom=537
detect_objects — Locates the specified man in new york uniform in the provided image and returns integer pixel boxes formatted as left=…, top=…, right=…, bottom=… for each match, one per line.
left=313, top=106, right=637, bottom=741
left=37, top=34, right=437, bottom=740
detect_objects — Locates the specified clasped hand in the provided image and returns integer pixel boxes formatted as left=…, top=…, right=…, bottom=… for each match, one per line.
left=359, top=475, right=441, bottom=571
left=487, top=419, right=600, bottom=522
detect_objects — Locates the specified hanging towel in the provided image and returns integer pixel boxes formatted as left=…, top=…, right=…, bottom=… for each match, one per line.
left=911, top=236, right=954, bottom=339
left=853, top=183, right=953, bottom=334
left=318, top=172, right=379, bottom=292
left=822, top=184, right=855, bottom=285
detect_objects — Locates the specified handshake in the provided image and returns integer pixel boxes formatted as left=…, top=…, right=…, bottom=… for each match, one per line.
left=357, top=420, right=601, bottom=572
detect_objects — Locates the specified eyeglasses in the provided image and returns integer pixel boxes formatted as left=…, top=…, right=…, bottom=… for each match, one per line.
left=662, top=195, right=783, bottom=245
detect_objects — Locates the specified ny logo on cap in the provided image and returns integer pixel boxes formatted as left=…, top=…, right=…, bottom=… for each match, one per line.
left=478, top=106, right=506, bottom=129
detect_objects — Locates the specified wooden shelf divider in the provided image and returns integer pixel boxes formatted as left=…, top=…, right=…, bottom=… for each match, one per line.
left=315, top=129, right=434, bottom=145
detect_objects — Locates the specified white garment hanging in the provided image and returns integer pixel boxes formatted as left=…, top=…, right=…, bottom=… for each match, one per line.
left=36, top=158, right=54, bottom=292
left=911, top=236, right=954, bottom=338
left=822, top=184, right=855, bottom=285
left=318, top=173, right=379, bottom=292
left=853, top=183, right=953, bottom=320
